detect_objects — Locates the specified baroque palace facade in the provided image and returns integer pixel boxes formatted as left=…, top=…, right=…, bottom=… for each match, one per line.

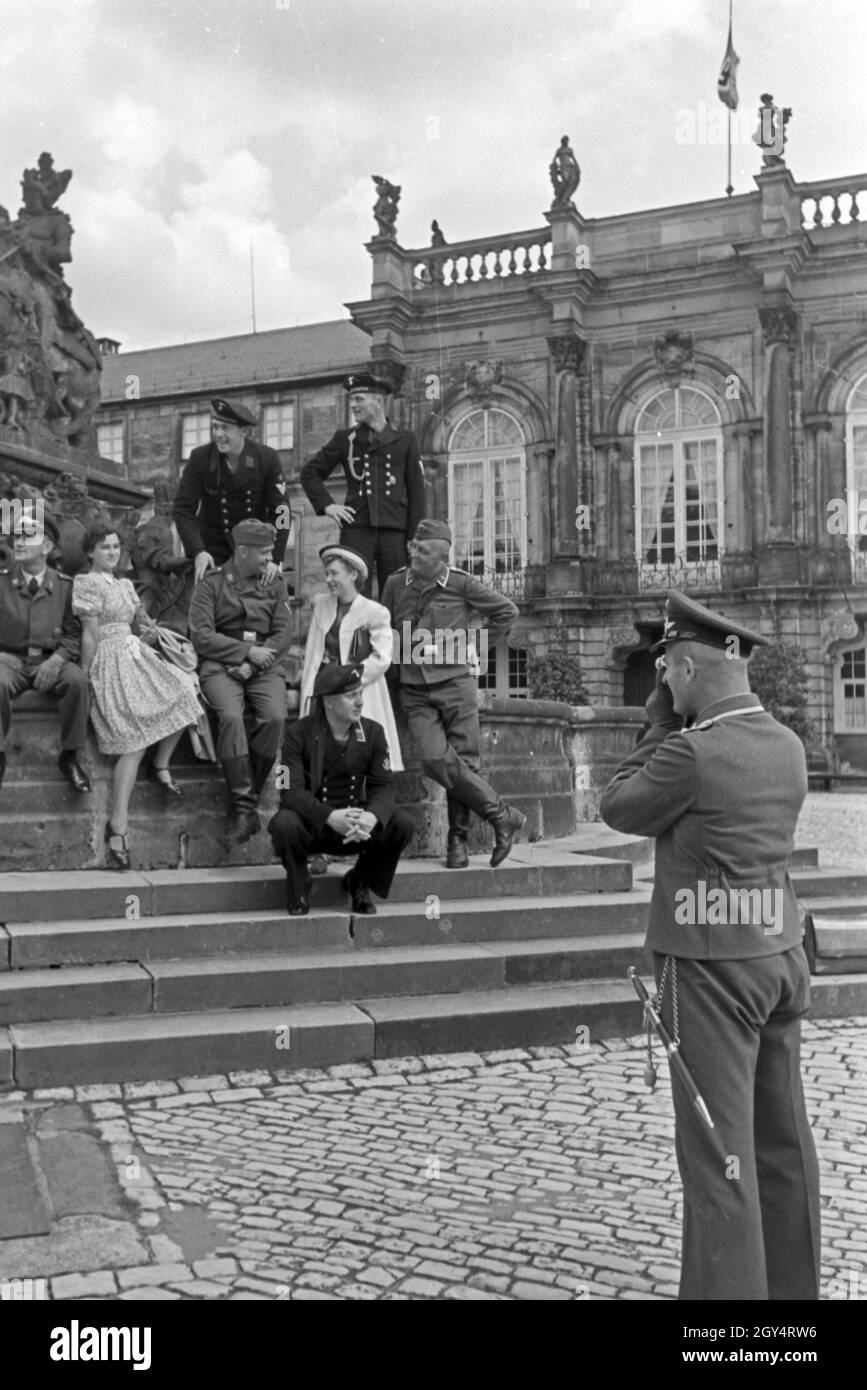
left=95, top=154, right=867, bottom=769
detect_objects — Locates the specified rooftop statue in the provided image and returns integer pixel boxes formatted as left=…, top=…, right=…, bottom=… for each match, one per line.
left=372, top=175, right=401, bottom=238
left=752, top=94, right=792, bottom=167
left=549, top=135, right=581, bottom=209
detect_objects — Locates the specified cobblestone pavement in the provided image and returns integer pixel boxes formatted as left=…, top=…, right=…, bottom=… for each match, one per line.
left=1, top=1017, right=865, bottom=1301
left=797, top=791, right=867, bottom=867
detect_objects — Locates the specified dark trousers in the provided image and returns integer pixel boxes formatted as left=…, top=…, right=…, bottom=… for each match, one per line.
left=654, top=946, right=821, bottom=1301
left=0, top=654, right=89, bottom=754
left=200, top=667, right=285, bottom=762
left=269, top=806, right=414, bottom=902
left=398, top=675, right=500, bottom=820
left=340, top=526, right=407, bottom=599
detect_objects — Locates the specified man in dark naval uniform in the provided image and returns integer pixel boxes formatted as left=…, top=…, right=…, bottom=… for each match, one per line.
left=269, top=664, right=414, bottom=916
left=173, top=396, right=289, bottom=584
left=0, top=513, right=91, bottom=795
left=380, top=518, right=525, bottom=870
left=601, top=590, right=820, bottom=1302
left=188, top=519, right=292, bottom=846
left=299, top=372, right=425, bottom=598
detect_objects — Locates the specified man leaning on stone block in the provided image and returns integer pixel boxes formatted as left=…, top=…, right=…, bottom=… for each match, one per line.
left=0, top=512, right=91, bottom=796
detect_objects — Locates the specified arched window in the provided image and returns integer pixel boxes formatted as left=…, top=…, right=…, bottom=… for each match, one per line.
left=634, top=386, right=723, bottom=589
left=845, top=373, right=867, bottom=582
left=448, top=408, right=527, bottom=585
left=448, top=407, right=528, bottom=696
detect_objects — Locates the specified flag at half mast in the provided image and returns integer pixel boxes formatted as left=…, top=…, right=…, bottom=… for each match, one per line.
left=717, top=11, right=740, bottom=110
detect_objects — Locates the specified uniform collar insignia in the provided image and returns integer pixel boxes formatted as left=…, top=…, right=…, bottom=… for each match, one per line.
left=435, top=566, right=450, bottom=588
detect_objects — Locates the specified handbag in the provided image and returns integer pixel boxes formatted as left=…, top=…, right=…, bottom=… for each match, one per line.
left=150, top=624, right=198, bottom=673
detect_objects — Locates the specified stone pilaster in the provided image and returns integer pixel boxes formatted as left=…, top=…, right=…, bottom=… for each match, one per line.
left=547, top=332, right=587, bottom=560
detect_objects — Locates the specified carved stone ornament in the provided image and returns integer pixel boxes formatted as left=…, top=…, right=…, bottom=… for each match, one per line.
left=653, top=330, right=694, bottom=383
left=606, top=626, right=644, bottom=658
left=820, top=608, right=861, bottom=657
left=758, top=305, right=799, bottom=348
left=465, top=359, right=504, bottom=407
left=546, top=334, right=586, bottom=375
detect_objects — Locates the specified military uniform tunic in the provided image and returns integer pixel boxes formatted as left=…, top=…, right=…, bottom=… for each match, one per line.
left=380, top=564, right=517, bottom=819
left=300, top=422, right=425, bottom=596
left=188, top=562, right=292, bottom=763
left=601, top=693, right=821, bottom=1300
left=0, top=563, right=88, bottom=754
left=173, top=440, right=289, bottom=568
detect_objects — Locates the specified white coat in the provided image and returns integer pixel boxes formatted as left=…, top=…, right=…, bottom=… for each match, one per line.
left=299, top=591, right=404, bottom=771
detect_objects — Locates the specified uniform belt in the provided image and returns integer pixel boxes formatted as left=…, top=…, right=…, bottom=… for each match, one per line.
left=219, top=628, right=269, bottom=642
left=0, top=644, right=56, bottom=657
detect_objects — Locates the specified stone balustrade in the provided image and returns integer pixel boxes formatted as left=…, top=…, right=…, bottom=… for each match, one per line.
left=412, top=229, right=552, bottom=288
left=800, top=175, right=867, bottom=228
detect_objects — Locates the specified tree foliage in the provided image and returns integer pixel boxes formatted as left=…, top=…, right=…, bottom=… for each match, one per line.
left=528, top=652, right=590, bottom=705
left=748, top=643, right=813, bottom=744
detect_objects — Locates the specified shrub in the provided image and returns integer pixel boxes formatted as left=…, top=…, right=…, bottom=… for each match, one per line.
left=527, top=652, right=590, bottom=705
left=748, top=642, right=813, bottom=744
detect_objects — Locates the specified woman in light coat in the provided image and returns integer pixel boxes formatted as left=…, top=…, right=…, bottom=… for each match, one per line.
left=299, top=544, right=404, bottom=770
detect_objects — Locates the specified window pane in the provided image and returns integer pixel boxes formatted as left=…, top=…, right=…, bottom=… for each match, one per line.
left=450, top=411, right=486, bottom=451
left=451, top=459, right=486, bottom=573
left=640, top=443, right=676, bottom=563
left=263, top=403, right=294, bottom=450
left=852, top=425, right=867, bottom=494
left=508, top=645, right=529, bottom=697
left=97, top=422, right=124, bottom=463
left=491, top=456, right=523, bottom=572
left=182, top=413, right=211, bottom=457
left=485, top=409, right=524, bottom=449
left=677, top=387, right=720, bottom=429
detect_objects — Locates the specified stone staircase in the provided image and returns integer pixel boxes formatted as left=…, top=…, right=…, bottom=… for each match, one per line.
left=1, top=829, right=866, bottom=1089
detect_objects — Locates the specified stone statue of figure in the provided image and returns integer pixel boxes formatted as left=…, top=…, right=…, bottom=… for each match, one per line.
left=372, top=175, right=401, bottom=238
left=752, top=94, right=792, bottom=167
left=549, top=135, right=581, bottom=209
left=430, top=220, right=446, bottom=247
left=20, top=153, right=72, bottom=215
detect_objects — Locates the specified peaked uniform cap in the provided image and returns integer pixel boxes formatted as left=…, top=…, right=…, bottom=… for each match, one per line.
left=210, top=397, right=257, bottom=427
left=650, top=589, right=769, bottom=656
left=313, top=663, right=364, bottom=698
left=343, top=372, right=391, bottom=395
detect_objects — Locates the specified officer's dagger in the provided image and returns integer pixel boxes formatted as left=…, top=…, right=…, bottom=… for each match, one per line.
left=627, top=966, right=714, bottom=1131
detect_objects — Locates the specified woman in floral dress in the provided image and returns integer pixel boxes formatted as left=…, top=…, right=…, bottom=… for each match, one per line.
left=73, top=523, right=201, bottom=868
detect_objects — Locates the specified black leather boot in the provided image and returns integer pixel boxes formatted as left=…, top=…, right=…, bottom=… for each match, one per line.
left=221, top=755, right=260, bottom=846
left=487, top=801, right=526, bottom=868
left=445, top=793, right=471, bottom=869
left=250, top=752, right=275, bottom=800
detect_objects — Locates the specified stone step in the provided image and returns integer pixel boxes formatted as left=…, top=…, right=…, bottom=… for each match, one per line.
left=3, top=960, right=864, bottom=1087
left=790, top=866, right=867, bottom=897
left=0, top=851, right=634, bottom=923
left=2, top=891, right=651, bottom=968
left=6, top=1003, right=374, bottom=1089
left=0, top=932, right=650, bottom=1022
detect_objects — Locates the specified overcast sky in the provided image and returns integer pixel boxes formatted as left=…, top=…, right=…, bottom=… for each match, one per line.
left=2, top=0, right=864, bottom=351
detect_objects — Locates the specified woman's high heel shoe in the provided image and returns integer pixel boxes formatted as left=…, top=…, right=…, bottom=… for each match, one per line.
left=104, top=821, right=131, bottom=870
left=147, top=761, right=182, bottom=798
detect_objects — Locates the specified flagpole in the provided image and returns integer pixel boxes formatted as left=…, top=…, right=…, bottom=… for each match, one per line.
left=724, top=0, right=734, bottom=196
left=726, top=107, right=733, bottom=196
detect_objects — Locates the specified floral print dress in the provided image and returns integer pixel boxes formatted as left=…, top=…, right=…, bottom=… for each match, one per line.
left=72, top=571, right=201, bottom=756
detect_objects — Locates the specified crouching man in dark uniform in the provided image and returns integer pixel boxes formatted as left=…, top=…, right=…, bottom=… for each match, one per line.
left=601, top=590, right=820, bottom=1301
left=188, top=519, right=291, bottom=846
left=269, top=664, right=414, bottom=916
left=0, top=513, right=91, bottom=796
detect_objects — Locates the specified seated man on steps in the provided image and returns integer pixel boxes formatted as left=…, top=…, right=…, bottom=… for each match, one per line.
left=188, top=518, right=291, bottom=846
left=268, top=663, right=414, bottom=916
left=0, top=512, right=91, bottom=797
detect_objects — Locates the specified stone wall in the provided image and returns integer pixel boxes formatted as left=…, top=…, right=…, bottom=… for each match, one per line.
left=1, top=694, right=640, bottom=872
